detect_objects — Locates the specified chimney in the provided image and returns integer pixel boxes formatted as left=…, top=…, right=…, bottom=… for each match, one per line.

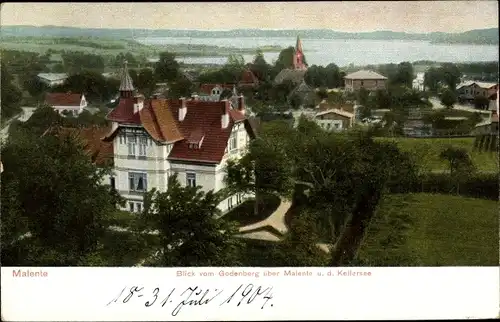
left=237, top=95, right=245, bottom=115
left=221, top=99, right=230, bottom=129
left=179, top=97, right=187, bottom=121
left=133, top=94, right=144, bottom=113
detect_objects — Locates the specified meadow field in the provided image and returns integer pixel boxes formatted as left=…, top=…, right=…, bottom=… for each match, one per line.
left=357, top=193, right=499, bottom=266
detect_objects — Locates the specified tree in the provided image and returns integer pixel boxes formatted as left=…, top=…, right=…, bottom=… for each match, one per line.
left=135, top=68, right=156, bottom=97
left=251, top=49, right=271, bottom=81
left=440, top=88, right=457, bottom=108
left=271, top=212, right=328, bottom=266
left=22, top=75, right=50, bottom=101
left=140, top=174, right=243, bottom=266
left=423, top=67, right=441, bottom=93
left=225, top=121, right=295, bottom=215
left=1, top=129, right=120, bottom=265
left=154, top=52, right=180, bottom=83
left=440, top=146, right=475, bottom=177
left=272, top=46, right=296, bottom=75
left=392, top=62, right=414, bottom=87
left=439, top=63, right=462, bottom=91
left=167, top=75, right=193, bottom=99
left=1, top=62, right=23, bottom=120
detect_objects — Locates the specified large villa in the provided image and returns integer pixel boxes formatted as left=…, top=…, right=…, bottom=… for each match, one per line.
left=50, top=62, right=255, bottom=214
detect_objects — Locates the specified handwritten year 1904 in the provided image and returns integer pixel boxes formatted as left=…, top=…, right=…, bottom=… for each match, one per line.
left=106, top=284, right=274, bottom=316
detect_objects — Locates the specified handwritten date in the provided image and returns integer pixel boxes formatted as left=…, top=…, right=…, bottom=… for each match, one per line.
left=107, top=284, right=274, bottom=316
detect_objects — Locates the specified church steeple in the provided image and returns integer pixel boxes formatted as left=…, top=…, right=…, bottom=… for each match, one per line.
left=119, top=60, right=135, bottom=98
left=293, top=35, right=306, bottom=70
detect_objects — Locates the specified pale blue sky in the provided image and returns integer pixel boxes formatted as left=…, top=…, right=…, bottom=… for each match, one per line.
left=1, top=2, right=498, bottom=33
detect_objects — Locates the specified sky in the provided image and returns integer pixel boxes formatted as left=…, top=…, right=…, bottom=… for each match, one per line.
left=1, top=2, right=498, bottom=33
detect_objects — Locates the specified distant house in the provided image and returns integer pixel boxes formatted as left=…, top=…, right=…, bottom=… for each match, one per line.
left=45, top=92, right=87, bottom=116
left=37, top=73, right=68, bottom=87
left=314, top=108, right=355, bottom=131
left=289, top=80, right=316, bottom=108
left=196, top=84, right=235, bottom=101
left=344, top=70, right=388, bottom=92
left=238, top=69, right=259, bottom=88
left=457, top=81, right=498, bottom=102
left=412, top=72, right=425, bottom=91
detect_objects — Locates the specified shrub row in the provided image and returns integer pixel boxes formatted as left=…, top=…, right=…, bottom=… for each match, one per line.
left=388, top=172, right=498, bottom=200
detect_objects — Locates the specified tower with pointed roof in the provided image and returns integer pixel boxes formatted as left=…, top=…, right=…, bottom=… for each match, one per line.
left=293, top=35, right=307, bottom=70
left=119, top=61, right=135, bottom=98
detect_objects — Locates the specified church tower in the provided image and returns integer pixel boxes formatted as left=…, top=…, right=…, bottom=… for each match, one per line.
left=293, top=35, right=307, bottom=70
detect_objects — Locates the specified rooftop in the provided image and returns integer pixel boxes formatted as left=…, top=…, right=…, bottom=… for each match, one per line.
left=37, top=73, right=68, bottom=81
left=45, top=92, right=83, bottom=106
left=344, top=70, right=388, bottom=80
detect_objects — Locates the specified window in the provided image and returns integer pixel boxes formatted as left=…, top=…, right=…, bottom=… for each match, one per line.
left=139, top=137, right=147, bottom=157
left=136, top=202, right=142, bottom=213
left=237, top=194, right=242, bottom=204
left=326, top=123, right=331, bottom=130
left=229, top=133, right=237, bottom=150
left=110, top=177, right=115, bottom=189
left=127, top=135, right=137, bottom=156
left=129, top=202, right=135, bottom=212
left=119, top=135, right=123, bottom=144
left=334, top=123, right=340, bottom=129
left=228, top=197, right=233, bottom=210
left=129, top=172, right=148, bottom=192
left=186, top=172, right=196, bottom=187
left=360, top=81, right=364, bottom=86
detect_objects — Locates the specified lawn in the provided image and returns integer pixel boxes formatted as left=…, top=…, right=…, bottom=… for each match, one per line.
left=356, top=193, right=499, bottom=266
left=222, top=194, right=281, bottom=227
left=377, top=137, right=499, bottom=172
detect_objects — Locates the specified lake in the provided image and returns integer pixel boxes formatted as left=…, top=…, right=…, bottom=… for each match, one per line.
left=136, top=36, right=499, bottom=67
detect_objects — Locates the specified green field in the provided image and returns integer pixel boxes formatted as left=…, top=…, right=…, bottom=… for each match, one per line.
left=357, top=193, right=499, bottom=266
left=377, top=137, right=499, bottom=172
left=0, top=36, right=282, bottom=58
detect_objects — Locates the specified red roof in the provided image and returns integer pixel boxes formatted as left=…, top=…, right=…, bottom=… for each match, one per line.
left=45, top=93, right=83, bottom=107
left=106, top=95, right=252, bottom=163
left=168, top=99, right=249, bottom=163
left=199, top=83, right=234, bottom=95
left=239, top=69, right=259, bottom=86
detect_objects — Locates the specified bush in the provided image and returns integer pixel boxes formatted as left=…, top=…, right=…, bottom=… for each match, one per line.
left=388, top=172, right=498, bottom=200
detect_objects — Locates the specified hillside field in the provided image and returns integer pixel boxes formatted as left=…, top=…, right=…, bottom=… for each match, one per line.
left=377, top=137, right=498, bottom=172
left=357, top=193, right=499, bottom=266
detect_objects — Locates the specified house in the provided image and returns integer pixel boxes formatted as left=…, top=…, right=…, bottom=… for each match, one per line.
left=238, top=68, right=259, bottom=88
left=37, top=73, right=68, bottom=87
left=274, top=35, right=308, bottom=85
left=19, top=107, right=37, bottom=122
left=457, top=81, right=498, bottom=102
left=314, top=108, right=355, bottom=131
left=99, top=61, right=255, bottom=213
left=197, top=84, right=235, bottom=101
left=45, top=92, right=87, bottom=116
left=412, top=72, right=425, bottom=91
left=344, top=70, right=388, bottom=92
left=288, top=80, right=316, bottom=108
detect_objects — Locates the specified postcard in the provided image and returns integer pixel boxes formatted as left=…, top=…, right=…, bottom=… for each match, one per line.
left=1, top=2, right=498, bottom=321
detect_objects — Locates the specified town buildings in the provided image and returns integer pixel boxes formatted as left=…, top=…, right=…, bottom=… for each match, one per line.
left=344, top=70, right=388, bottom=92
left=314, top=108, right=355, bottom=131
left=88, top=61, right=255, bottom=213
left=44, top=92, right=87, bottom=116
left=456, top=81, right=498, bottom=102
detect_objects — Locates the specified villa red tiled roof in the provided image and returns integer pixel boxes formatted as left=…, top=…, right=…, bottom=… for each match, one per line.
left=45, top=126, right=114, bottom=166
left=105, top=95, right=251, bottom=163
left=45, top=93, right=83, bottom=107
left=168, top=99, right=248, bottom=163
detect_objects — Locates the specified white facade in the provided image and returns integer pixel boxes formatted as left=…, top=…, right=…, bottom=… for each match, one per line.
left=316, top=119, right=344, bottom=131
left=412, top=73, right=425, bottom=91
left=109, top=121, right=251, bottom=214
left=53, top=96, right=87, bottom=116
